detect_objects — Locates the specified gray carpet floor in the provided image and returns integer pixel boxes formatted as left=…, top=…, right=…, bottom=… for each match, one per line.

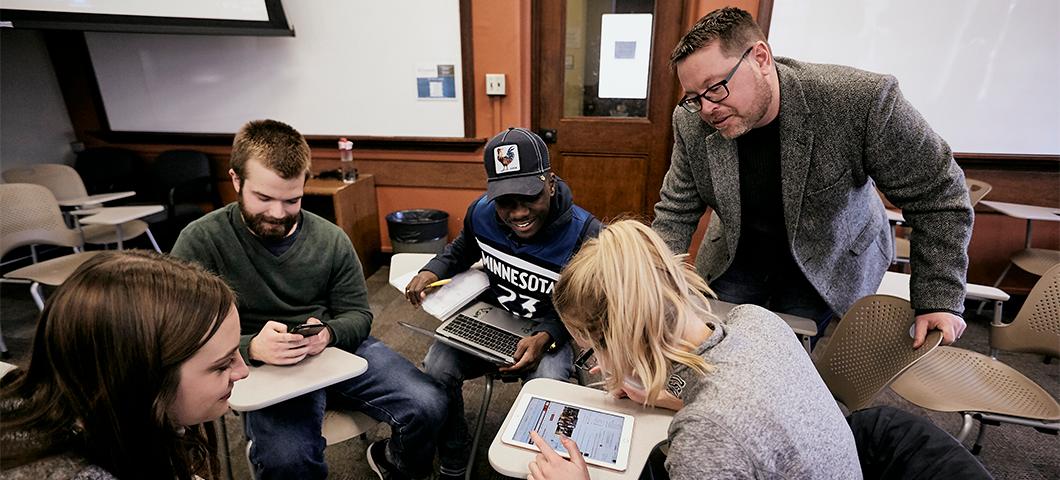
left=1, top=262, right=1057, bottom=479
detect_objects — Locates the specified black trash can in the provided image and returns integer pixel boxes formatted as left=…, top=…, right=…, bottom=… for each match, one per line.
left=386, top=209, right=449, bottom=254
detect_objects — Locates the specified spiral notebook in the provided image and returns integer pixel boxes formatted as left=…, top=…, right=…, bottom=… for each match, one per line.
left=390, top=264, right=490, bottom=320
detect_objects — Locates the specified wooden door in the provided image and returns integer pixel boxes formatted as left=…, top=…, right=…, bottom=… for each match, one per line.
left=534, top=0, right=686, bottom=221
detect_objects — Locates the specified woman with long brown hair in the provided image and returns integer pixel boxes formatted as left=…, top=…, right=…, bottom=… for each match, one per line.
left=1, top=250, right=248, bottom=479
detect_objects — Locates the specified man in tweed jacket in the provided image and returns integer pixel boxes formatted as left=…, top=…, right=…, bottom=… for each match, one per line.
left=653, top=8, right=972, bottom=348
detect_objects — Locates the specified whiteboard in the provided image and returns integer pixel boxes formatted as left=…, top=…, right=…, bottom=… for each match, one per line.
left=85, top=0, right=465, bottom=137
left=768, top=0, right=1059, bottom=155
left=4, top=0, right=269, bottom=21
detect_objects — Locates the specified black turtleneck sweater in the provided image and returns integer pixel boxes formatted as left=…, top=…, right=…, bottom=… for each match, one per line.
left=734, top=117, right=788, bottom=267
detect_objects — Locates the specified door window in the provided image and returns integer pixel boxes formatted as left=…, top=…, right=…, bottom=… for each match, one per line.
left=563, top=0, right=655, bottom=118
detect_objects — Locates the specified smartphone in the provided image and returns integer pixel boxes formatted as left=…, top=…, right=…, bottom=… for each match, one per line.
left=289, top=323, right=327, bottom=337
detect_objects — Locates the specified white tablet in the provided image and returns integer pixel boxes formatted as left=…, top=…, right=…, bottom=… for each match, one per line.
left=501, top=394, right=635, bottom=472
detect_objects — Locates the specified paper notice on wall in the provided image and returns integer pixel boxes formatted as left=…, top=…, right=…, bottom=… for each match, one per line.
left=598, top=14, right=653, bottom=99
left=417, top=63, right=456, bottom=100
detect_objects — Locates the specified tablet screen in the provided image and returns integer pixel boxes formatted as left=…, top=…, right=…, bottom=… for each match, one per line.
left=510, top=396, right=626, bottom=466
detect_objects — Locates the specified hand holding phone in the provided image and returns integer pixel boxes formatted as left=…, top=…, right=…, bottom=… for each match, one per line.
left=289, top=323, right=327, bottom=337
left=296, top=317, right=330, bottom=357
left=249, top=321, right=310, bottom=365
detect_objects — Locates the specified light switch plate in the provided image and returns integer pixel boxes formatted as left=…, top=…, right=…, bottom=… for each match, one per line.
left=486, top=73, right=506, bottom=96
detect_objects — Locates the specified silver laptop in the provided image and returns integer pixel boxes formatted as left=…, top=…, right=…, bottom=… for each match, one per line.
left=400, top=301, right=531, bottom=365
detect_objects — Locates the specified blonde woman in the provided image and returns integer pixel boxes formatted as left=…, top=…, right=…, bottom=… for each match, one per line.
left=527, top=220, right=860, bottom=480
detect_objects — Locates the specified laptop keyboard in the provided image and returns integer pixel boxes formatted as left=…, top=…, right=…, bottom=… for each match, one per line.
left=442, top=313, right=521, bottom=357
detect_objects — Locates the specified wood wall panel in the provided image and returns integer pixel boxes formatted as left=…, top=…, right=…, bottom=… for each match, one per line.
left=968, top=212, right=1059, bottom=291
left=961, top=167, right=1060, bottom=206
left=315, top=158, right=485, bottom=190
left=553, top=154, right=648, bottom=222
left=102, top=143, right=488, bottom=198
left=963, top=164, right=1060, bottom=293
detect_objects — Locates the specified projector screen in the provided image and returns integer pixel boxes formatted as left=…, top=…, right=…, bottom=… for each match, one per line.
left=768, top=0, right=1059, bottom=156
left=85, top=0, right=465, bottom=137
left=2, top=0, right=268, bottom=21
left=1, top=0, right=290, bottom=36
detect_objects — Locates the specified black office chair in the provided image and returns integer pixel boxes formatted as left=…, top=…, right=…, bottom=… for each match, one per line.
left=148, top=150, right=222, bottom=249
left=74, top=146, right=148, bottom=202
left=847, top=406, right=993, bottom=479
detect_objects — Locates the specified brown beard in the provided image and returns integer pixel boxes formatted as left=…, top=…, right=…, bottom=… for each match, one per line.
left=719, top=71, right=773, bottom=140
left=238, top=196, right=298, bottom=241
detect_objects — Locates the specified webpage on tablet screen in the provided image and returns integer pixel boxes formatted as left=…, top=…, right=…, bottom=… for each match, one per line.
left=512, top=397, right=624, bottom=464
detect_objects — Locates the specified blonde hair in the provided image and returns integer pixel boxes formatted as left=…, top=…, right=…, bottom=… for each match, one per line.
left=554, top=220, right=716, bottom=406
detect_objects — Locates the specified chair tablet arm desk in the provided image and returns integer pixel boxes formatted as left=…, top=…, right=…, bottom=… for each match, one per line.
left=488, top=378, right=674, bottom=480
left=226, top=347, right=377, bottom=479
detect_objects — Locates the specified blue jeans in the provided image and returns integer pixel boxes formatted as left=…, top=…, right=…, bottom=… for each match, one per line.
left=709, top=254, right=834, bottom=349
left=423, top=339, right=574, bottom=474
left=243, top=337, right=447, bottom=479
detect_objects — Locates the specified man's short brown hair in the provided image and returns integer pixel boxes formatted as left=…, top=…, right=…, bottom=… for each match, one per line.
left=230, top=119, right=311, bottom=182
left=670, top=7, right=766, bottom=67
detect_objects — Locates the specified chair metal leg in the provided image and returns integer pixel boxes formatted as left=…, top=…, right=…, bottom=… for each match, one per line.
left=146, top=227, right=162, bottom=253
left=974, top=301, right=987, bottom=317
left=956, top=413, right=976, bottom=443
left=890, top=224, right=898, bottom=261
left=30, top=244, right=38, bottom=263
left=466, top=375, right=496, bottom=480
left=245, top=440, right=255, bottom=480
left=0, top=325, right=8, bottom=359
left=971, top=421, right=988, bottom=455
left=992, top=262, right=1014, bottom=289
left=978, top=263, right=1014, bottom=316
left=239, top=410, right=258, bottom=480
left=30, top=282, right=45, bottom=311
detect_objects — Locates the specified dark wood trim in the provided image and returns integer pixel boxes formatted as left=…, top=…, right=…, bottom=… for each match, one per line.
left=460, top=0, right=476, bottom=138
left=43, top=30, right=109, bottom=140
left=530, top=0, right=544, bottom=134
left=954, top=152, right=1060, bottom=171
left=757, top=0, right=775, bottom=37
left=85, top=131, right=486, bottom=152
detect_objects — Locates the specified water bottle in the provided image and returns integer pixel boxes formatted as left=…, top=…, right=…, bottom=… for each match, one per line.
left=338, top=137, right=356, bottom=183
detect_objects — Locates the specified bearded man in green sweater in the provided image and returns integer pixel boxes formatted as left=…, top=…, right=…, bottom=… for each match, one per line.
left=172, top=119, right=445, bottom=480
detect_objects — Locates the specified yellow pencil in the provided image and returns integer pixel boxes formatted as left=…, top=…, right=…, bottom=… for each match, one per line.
left=426, top=278, right=452, bottom=288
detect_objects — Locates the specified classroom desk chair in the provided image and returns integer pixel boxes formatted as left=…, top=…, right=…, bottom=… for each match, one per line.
left=891, top=265, right=1060, bottom=454
left=814, top=295, right=942, bottom=412
left=2, top=164, right=161, bottom=252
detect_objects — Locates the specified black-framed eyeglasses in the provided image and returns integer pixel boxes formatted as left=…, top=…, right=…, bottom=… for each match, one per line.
left=678, top=46, right=754, bottom=113
left=574, top=347, right=597, bottom=372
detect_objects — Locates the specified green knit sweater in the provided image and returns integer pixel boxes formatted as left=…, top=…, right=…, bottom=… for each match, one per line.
left=172, top=203, right=372, bottom=362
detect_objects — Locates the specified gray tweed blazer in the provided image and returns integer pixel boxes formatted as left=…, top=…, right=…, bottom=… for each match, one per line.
left=653, top=57, right=973, bottom=315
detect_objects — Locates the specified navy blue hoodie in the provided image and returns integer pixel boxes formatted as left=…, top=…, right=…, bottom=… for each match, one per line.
left=422, top=178, right=600, bottom=345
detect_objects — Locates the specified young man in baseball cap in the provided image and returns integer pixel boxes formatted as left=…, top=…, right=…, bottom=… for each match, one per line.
left=403, top=127, right=601, bottom=479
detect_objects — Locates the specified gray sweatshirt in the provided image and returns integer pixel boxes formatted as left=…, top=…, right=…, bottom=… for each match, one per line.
left=664, top=304, right=861, bottom=479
